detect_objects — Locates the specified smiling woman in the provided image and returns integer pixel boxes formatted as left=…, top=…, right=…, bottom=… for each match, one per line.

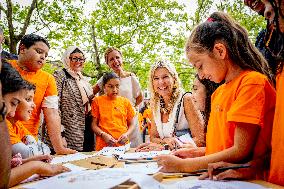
left=43, top=46, right=95, bottom=152
left=136, top=60, right=205, bottom=152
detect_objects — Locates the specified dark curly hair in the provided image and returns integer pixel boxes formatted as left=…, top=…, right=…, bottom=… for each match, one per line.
left=18, top=34, right=50, bottom=54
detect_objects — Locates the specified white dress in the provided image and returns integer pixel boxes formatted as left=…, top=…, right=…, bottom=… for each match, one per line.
left=96, top=74, right=142, bottom=147
left=153, top=93, right=190, bottom=139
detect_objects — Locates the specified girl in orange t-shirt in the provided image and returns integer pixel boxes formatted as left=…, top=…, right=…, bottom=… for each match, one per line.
left=91, top=72, right=135, bottom=151
left=156, top=12, right=275, bottom=177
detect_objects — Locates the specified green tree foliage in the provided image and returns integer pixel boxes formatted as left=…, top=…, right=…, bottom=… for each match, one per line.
left=0, top=0, right=267, bottom=91
left=0, top=0, right=85, bottom=54
left=86, top=0, right=196, bottom=90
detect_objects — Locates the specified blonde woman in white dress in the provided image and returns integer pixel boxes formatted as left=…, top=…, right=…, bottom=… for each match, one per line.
left=136, top=60, right=205, bottom=151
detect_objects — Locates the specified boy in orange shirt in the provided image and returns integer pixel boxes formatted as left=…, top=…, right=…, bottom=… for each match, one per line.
left=9, top=34, right=75, bottom=155
left=7, top=80, right=51, bottom=158
left=156, top=12, right=275, bottom=179
left=91, top=72, right=135, bottom=150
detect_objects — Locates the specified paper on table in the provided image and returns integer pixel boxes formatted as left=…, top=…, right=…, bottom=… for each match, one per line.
left=62, top=163, right=88, bottom=172
left=24, top=169, right=130, bottom=189
left=94, top=143, right=131, bottom=157
left=165, top=179, right=267, bottom=189
left=100, top=168, right=165, bottom=189
left=118, top=150, right=170, bottom=160
left=175, top=133, right=197, bottom=147
left=50, top=153, right=95, bottom=164
left=124, top=162, right=161, bottom=174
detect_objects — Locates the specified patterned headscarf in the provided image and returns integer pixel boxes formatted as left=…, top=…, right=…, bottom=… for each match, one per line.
left=61, top=46, right=93, bottom=112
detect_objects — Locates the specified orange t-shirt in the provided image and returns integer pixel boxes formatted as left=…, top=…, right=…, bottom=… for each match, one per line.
left=9, top=60, right=58, bottom=136
left=138, top=112, right=143, bottom=131
left=206, top=71, right=275, bottom=170
left=143, top=108, right=152, bottom=131
left=6, top=120, right=34, bottom=145
left=91, top=95, right=135, bottom=151
left=269, top=69, right=284, bottom=185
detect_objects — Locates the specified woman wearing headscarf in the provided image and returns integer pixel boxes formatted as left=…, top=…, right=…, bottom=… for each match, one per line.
left=51, top=46, right=94, bottom=152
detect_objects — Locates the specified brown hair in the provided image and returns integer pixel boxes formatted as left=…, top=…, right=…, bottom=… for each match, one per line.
left=186, top=12, right=274, bottom=85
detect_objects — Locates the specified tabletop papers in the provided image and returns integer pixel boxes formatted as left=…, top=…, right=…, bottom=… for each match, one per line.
left=94, top=143, right=131, bottom=157
left=50, top=153, right=95, bottom=164
left=118, top=150, right=171, bottom=160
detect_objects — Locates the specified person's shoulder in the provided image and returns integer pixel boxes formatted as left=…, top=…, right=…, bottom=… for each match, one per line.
left=241, top=71, right=270, bottom=86
left=53, top=69, right=67, bottom=78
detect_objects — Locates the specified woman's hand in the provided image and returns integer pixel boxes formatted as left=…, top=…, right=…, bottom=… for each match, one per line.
left=117, top=133, right=128, bottom=145
left=199, top=162, right=254, bottom=180
left=162, top=137, right=179, bottom=150
left=135, top=142, right=164, bottom=152
left=36, top=161, right=70, bottom=177
left=102, top=133, right=117, bottom=146
left=172, top=147, right=205, bottom=158
left=156, top=155, right=184, bottom=172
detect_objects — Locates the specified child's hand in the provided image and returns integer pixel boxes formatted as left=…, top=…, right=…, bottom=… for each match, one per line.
left=156, top=155, right=184, bottom=173
left=117, top=133, right=128, bottom=144
left=172, top=147, right=205, bottom=158
left=22, top=154, right=53, bottom=164
left=102, top=133, right=117, bottom=146
left=199, top=162, right=253, bottom=180
left=36, top=161, right=70, bottom=176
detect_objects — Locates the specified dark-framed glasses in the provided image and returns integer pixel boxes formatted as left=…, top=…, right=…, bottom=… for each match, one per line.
left=69, top=57, right=86, bottom=62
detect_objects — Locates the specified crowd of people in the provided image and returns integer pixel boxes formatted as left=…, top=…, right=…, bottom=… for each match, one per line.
left=0, top=0, right=284, bottom=188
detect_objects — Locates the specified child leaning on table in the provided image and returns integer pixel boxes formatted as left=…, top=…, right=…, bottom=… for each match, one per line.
left=91, top=72, right=135, bottom=151
left=1, top=61, right=70, bottom=187
left=6, top=81, right=51, bottom=158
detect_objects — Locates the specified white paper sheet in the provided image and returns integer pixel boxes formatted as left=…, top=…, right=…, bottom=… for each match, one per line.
left=175, top=133, right=197, bottom=147
left=50, top=153, right=95, bottom=164
left=118, top=150, right=170, bottom=160
left=24, top=169, right=130, bottom=189
left=62, top=163, right=88, bottom=172
left=165, top=179, right=267, bottom=189
left=94, top=143, right=131, bottom=157
left=124, top=162, right=161, bottom=174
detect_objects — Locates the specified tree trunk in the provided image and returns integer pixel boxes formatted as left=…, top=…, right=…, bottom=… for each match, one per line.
left=91, top=24, right=102, bottom=79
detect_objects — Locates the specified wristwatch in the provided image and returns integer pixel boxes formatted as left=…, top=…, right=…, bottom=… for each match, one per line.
left=0, top=102, right=7, bottom=122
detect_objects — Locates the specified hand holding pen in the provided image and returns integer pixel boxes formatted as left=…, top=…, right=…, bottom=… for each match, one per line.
left=199, top=162, right=252, bottom=180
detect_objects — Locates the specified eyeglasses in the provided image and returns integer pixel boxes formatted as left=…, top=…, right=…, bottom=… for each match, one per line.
left=69, top=57, right=86, bottom=62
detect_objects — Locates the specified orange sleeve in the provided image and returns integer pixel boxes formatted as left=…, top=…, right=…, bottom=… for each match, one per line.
left=7, top=121, right=22, bottom=145
left=91, top=97, right=100, bottom=119
left=269, top=70, right=284, bottom=185
left=45, top=74, right=58, bottom=97
left=7, top=121, right=31, bottom=145
left=227, top=81, right=265, bottom=127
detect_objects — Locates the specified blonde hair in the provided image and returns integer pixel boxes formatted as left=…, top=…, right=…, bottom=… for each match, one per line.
left=148, top=60, right=183, bottom=113
left=104, top=47, right=122, bottom=65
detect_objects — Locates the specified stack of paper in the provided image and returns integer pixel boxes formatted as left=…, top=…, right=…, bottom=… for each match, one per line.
left=118, top=150, right=170, bottom=160
left=51, top=153, right=95, bottom=164
left=95, top=143, right=131, bottom=157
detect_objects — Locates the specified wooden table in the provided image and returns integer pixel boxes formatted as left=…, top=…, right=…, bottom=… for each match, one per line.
left=11, top=154, right=284, bottom=189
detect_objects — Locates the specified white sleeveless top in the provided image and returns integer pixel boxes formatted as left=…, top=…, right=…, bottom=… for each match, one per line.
left=154, top=93, right=189, bottom=139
